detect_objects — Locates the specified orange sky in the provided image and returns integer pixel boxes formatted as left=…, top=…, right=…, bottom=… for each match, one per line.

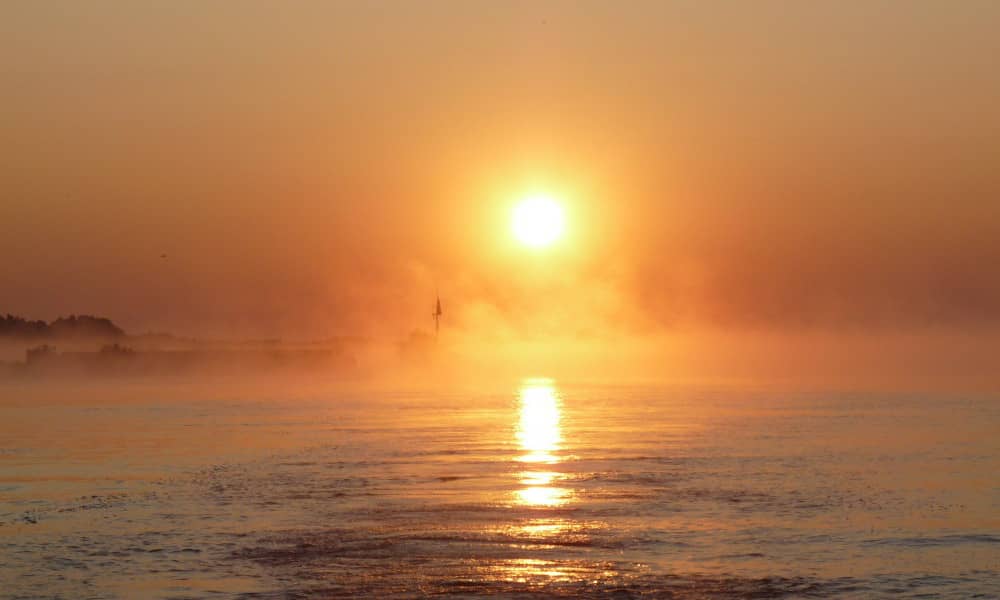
left=2, top=2, right=999, bottom=354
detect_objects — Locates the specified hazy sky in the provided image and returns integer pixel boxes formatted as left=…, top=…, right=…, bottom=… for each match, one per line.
left=3, top=1, right=999, bottom=341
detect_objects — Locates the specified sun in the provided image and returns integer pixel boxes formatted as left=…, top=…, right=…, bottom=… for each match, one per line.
left=511, top=195, right=565, bottom=248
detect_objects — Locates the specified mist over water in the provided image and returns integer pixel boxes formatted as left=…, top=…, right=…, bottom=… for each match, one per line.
left=1, top=378, right=996, bottom=598
left=3, top=2, right=999, bottom=597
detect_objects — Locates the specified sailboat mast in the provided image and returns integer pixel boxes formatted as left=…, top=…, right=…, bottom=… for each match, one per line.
left=433, top=295, right=442, bottom=338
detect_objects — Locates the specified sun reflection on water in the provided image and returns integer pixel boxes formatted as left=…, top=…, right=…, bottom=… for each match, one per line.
left=516, top=380, right=562, bottom=464
left=519, top=471, right=558, bottom=485
left=514, top=379, right=571, bottom=508
left=517, top=519, right=570, bottom=537
left=483, top=559, right=576, bottom=584
left=515, top=485, right=569, bottom=507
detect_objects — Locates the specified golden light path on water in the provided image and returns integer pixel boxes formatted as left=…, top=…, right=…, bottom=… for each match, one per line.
left=491, top=379, right=592, bottom=585
left=484, top=379, right=609, bottom=585
left=513, top=379, right=571, bottom=508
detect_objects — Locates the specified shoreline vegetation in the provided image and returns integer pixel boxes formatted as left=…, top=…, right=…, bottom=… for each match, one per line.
left=1, top=314, right=124, bottom=340
left=0, top=314, right=360, bottom=379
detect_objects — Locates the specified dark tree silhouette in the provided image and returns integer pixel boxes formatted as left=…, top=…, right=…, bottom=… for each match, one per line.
left=1, top=314, right=125, bottom=339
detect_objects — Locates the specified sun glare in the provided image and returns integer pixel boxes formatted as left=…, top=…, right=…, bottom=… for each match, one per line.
left=512, top=195, right=565, bottom=248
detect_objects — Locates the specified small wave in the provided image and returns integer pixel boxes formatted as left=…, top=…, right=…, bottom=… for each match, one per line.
left=231, top=554, right=835, bottom=600
left=862, top=533, right=1000, bottom=547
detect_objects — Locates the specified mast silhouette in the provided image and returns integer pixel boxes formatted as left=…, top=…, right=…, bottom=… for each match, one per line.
left=433, top=295, right=443, bottom=338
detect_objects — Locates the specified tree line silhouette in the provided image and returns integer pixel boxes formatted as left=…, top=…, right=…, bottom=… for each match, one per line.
left=0, top=314, right=125, bottom=339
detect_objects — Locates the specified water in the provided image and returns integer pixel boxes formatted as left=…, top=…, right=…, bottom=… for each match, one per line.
left=1, top=379, right=997, bottom=598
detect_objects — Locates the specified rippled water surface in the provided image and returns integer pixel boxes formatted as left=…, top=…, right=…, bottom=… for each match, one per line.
left=1, top=380, right=998, bottom=598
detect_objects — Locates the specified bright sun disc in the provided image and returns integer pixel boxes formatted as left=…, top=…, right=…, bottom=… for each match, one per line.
left=512, top=195, right=565, bottom=248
